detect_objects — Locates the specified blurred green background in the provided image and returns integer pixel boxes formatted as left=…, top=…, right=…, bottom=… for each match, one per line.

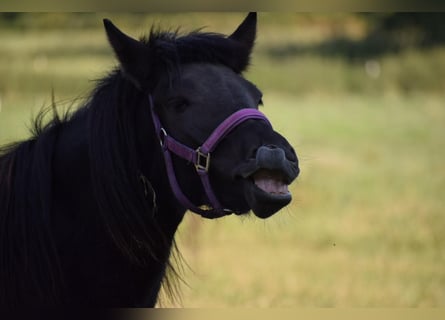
left=0, top=13, right=444, bottom=307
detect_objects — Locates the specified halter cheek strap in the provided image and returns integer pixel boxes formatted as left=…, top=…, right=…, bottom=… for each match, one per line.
left=149, top=95, right=271, bottom=218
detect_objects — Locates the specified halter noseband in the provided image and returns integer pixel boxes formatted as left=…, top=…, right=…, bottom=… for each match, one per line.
left=149, top=95, right=271, bottom=218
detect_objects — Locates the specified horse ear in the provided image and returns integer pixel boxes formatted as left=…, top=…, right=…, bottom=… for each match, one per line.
left=228, top=12, right=257, bottom=72
left=103, top=19, right=150, bottom=89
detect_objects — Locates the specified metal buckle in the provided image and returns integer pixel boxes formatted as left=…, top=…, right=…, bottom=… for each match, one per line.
left=159, top=128, right=167, bottom=147
left=195, top=148, right=210, bottom=172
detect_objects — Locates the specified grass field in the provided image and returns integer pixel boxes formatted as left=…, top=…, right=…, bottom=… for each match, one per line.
left=175, top=92, right=445, bottom=307
left=1, top=13, right=444, bottom=307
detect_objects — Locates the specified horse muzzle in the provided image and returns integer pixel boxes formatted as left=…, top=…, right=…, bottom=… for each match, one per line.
left=239, top=145, right=299, bottom=218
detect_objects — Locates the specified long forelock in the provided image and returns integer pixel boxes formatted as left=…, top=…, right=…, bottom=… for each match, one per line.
left=140, top=27, right=250, bottom=75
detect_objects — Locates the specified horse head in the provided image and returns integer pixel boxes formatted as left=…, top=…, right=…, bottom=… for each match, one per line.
left=103, top=13, right=300, bottom=219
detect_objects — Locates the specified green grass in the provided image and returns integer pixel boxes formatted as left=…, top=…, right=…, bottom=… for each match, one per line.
left=1, top=13, right=444, bottom=307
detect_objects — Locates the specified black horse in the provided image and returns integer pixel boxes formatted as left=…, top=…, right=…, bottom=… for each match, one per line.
left=0, top=13, right=299, bottom=307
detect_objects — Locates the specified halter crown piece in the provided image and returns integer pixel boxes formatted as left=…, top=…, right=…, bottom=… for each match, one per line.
left=149, top=95, right=272, bottom=218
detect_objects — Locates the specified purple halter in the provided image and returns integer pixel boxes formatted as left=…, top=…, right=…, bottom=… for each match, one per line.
left=149, top=95, right=271, bottom=218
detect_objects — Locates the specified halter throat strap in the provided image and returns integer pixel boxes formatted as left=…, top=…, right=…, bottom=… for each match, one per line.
left=149, top=95, right=271, bottom=218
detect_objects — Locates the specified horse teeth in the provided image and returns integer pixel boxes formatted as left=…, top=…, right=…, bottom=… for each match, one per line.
left=253, top=173, right=289, bottom=195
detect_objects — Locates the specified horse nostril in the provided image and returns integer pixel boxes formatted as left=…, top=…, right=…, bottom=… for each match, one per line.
left=265, top=144, right=278, bottom=149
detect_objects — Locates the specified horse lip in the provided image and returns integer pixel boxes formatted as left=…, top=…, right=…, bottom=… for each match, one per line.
left=234, top=159, right=298, bottom=185
left=243, top=178, right=292, bottom=219
left=235, top=162, right=296, bottom=219
left=257, top=148, right=299, bottom=182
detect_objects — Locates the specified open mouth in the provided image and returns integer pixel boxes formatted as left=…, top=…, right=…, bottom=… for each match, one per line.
left=243, top=168, right=293, bottom=219
left=252, top=169, right=290, bottom=196
left=230, top=146, right=299, bottom=219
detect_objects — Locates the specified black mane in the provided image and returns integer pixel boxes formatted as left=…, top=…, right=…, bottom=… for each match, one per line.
left=77, top=69, right=187, bottom=303
left=0, top=107, right=66, bottom=305
left=0, top=68, right=179, bottom=307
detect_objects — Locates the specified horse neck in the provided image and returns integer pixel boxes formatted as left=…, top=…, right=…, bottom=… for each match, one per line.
left=85, top=73, right=186, bottom=259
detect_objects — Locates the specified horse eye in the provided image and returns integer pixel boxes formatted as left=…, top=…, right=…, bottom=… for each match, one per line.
left=168, top=97, right=189, bottom=112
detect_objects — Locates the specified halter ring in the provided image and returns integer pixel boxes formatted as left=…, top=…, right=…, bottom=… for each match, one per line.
left=159, top=128, right=167, bottom=147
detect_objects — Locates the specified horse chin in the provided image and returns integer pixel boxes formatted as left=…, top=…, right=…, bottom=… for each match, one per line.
left=243, top=172, right=292, bottom=219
